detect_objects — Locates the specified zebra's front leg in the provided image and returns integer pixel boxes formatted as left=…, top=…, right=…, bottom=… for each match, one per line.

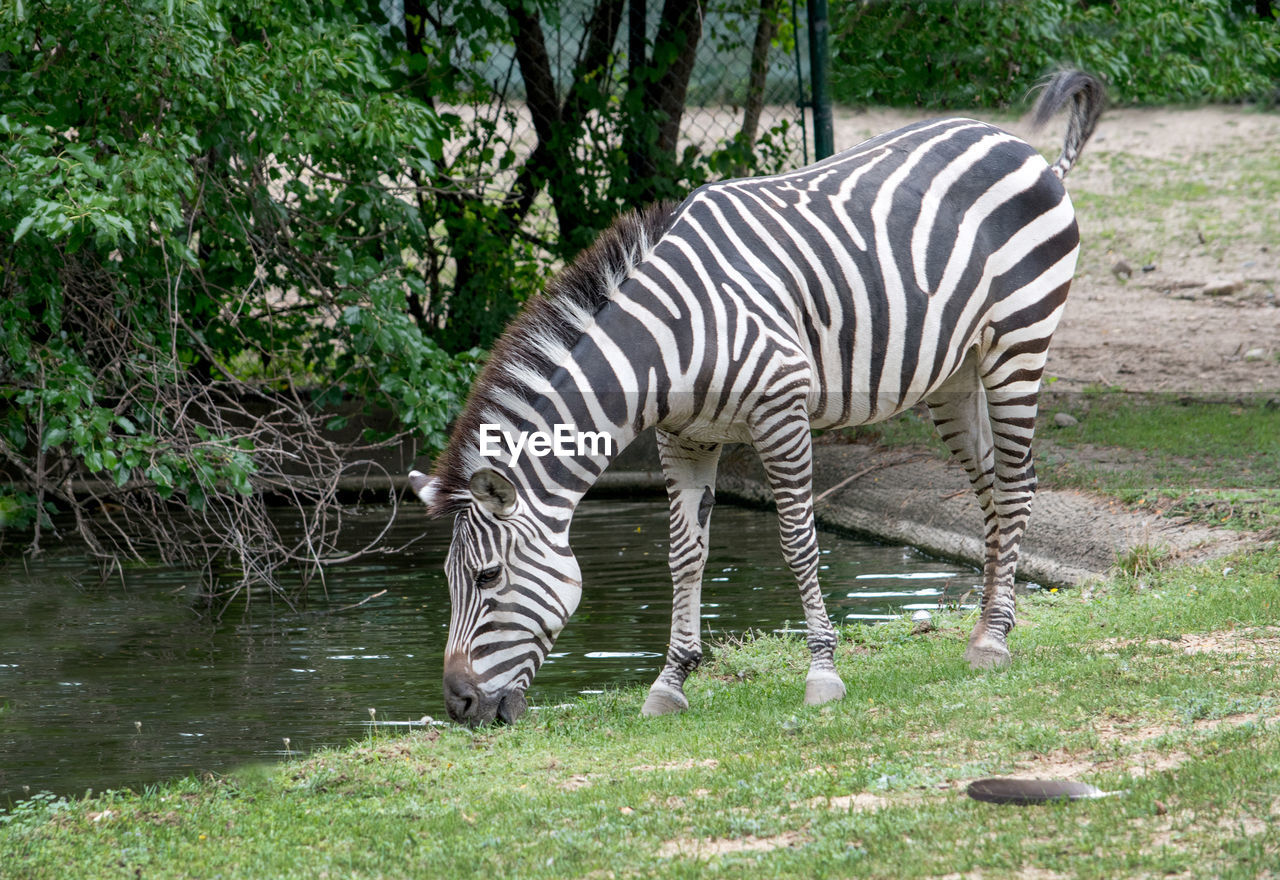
left=752, top=412, right=846, bottom=706
left=642, top=431, right=722, bottom=717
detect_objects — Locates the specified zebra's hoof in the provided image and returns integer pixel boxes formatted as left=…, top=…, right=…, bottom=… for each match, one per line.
left=965, top=639, right=1012, bottom=670
left=803, top=672, right=846, bottom=706
left=641, top=685, right=689, bottom=717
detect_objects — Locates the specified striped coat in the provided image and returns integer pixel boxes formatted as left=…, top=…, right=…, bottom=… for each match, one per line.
left=411, top=71, right=1105, bottom=725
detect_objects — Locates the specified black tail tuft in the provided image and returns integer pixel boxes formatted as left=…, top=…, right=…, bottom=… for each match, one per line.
left=1030, top=70, right=1106, bottom=180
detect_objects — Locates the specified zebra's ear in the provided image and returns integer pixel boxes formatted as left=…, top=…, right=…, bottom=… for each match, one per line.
left=407, top=470, right=439, bottom=508
left=469, top=468, right=518, bottom=518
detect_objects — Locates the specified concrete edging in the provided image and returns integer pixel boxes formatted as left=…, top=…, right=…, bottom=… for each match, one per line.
left=591, top=430, right=1248, bottom=589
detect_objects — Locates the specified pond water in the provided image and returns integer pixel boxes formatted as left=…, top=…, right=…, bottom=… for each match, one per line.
left=0, top=499, right=992, bottom=803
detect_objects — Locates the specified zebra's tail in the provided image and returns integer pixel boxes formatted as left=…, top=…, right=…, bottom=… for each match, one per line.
left=1030, top=69, right=1106, bottom=181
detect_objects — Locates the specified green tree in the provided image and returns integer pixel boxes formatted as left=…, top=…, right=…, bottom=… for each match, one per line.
left=0, top=0, right=799, bottom=597
left=396, top=0, right=799, bottom=352
left=0, top=0, right=477, bottom=598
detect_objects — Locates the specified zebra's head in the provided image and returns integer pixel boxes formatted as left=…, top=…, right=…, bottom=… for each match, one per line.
left=409, top=467, right=582, bottom=726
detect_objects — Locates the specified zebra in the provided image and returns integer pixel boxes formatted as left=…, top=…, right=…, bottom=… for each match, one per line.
left=409, top=70, right=1105, bottom=726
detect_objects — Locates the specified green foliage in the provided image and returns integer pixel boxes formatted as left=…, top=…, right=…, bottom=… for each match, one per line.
left=832, top=0, right=1068, bottom=108
left=0, top=0, right=799, bottom=578
left=1069, top=0, right=1280, bottom=103
left=832, top=0, right=1280, bottom=107
left=0, top=1, right=476, bottom=562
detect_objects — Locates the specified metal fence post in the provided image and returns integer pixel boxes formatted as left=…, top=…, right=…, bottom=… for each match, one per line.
left=807, top=0, right=834, bottom=160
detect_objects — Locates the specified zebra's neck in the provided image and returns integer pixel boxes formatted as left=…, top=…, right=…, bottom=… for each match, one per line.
left=485, top=291, right=684, bottom=529
left=425, top=202, right=677, bottom=521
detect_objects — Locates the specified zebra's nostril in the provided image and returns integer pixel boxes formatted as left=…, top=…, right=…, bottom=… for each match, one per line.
left=496, top=690, right=527, bottom=725
left=443, top=666, right=484, bottom=723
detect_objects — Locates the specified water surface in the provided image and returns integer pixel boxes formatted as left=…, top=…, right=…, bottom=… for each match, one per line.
left=0, top=500, right=987, bottom=802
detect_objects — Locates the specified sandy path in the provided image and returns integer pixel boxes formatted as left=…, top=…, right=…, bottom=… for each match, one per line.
left=832, top=104, right=1280, bottom=393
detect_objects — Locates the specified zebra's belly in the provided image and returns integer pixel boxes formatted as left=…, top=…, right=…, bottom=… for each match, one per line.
left=807, top=389, right=934, bottom=431
left=660, top=386, right=935, bottom=444
left=663, top=420, right=756, bottom=446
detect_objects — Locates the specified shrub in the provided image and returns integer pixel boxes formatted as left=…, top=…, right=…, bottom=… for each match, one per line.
left=832, top=0, right=1280, bottom=108
left=0, top=0, right=477, bottom=593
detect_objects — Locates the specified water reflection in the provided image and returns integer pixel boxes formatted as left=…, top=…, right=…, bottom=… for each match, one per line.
left=0, top=500, right=984, bottom=802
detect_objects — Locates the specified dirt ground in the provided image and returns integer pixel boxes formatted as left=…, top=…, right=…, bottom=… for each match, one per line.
left=831, top=104, right=1280, bottom=394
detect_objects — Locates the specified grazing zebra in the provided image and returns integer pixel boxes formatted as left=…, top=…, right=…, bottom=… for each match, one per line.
left=409, top=70, right=1105, bottom=726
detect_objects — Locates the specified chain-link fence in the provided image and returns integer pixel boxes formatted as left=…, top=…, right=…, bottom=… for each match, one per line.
left=653, top=0, right=812, bottom=164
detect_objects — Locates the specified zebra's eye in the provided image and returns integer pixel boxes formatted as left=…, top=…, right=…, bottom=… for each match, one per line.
left=475, top=565, right=502, bottom=588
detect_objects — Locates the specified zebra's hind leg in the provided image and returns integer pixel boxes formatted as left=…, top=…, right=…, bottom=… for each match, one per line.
left=926, top=349, right=1043, bottom=670
left=751, top=409, right=846, bottom=707
left=642, top=431, right=723, bottom=717
left=926, top=350, right=1010, bottom=669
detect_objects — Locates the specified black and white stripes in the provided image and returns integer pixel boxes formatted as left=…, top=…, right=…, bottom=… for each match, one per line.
left=410, top=70, right=1105, bottom=725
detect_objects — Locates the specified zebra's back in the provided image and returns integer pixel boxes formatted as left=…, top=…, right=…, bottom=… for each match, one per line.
left=629, top=117, right=1079, bottom=430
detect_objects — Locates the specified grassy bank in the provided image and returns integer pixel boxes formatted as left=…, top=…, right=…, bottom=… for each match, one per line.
left=3, top=547, right=1279, bottom=878
left=1038, top=393, right=1280, bottom=533
left=839, top=391, right=1280, bottom=534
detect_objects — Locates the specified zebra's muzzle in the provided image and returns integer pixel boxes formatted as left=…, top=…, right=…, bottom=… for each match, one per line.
left=443, top=666, right=527, bottom=726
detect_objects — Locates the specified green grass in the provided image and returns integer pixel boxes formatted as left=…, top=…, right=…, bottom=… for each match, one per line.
left=825, top=407, right=939, bottom=450
left=4, top=548, right=1280, bottom=878
left=1039, top=392, right=1280, bottom=530
left=826, top=392, right=1280, bottom=533
left=1070, top=145, right=1280, bottom=272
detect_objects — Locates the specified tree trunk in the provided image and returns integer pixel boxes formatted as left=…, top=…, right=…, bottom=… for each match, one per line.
left=504, top=0, right=625, bottom=252
left=508, top=5, right=560, bottom=146
left=740, top=0, right=778, bottom=158
left=648, top=0, right=704, bottom=158
left=626, top=0, right=656, bottom=185
left=401, top=0, right=431, bottom=104
left=400, top=0, right=437, bottom=333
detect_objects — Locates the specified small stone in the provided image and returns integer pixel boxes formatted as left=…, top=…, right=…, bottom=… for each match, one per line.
left=1110, top=259, right=1132, bottom=281
left=1154, top=799, right=1168, bottom=816
left=1141, top=263, right=1157, bottom=273
left=1244, top=348, right=1266, bottom=362
left=1202, top=277, right=1243, bottom=296
left=1053, top=412, right=1079, bottom=428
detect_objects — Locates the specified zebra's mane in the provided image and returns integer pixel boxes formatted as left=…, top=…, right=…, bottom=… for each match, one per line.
left=425, top=200, right=678, bottom=517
